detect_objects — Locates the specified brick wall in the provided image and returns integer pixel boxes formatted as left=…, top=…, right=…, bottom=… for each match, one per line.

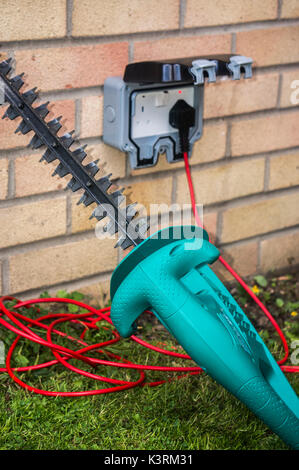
left=0, top=0, right=299, bottom=301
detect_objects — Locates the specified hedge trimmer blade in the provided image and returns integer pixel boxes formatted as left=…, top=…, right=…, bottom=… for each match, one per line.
left=0, top=58, right=147, bottom=250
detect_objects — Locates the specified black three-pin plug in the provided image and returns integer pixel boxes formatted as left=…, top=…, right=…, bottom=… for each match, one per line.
left=169, top=99, right=196, bottom=156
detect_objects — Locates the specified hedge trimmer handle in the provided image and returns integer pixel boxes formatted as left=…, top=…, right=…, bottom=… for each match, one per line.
left=110, top=227, right=299, bottom=449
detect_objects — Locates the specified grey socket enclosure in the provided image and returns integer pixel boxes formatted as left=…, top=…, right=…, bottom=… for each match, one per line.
left=103, top=55, right=252, bottom=170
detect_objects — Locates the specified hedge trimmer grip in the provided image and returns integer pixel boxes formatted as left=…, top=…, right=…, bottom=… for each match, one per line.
left=111, top=234, right=219, bottom=338
left=110, top=227, right=299, bottom=449
left=235, top=376, right=299, bottom=449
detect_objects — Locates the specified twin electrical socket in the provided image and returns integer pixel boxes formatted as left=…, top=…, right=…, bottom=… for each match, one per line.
left=103, top=56, right=253, bottom=170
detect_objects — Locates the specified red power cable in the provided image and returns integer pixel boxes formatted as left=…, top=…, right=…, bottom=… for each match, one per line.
left=0, top=296, right=203, bottom=396
left=0, top=155, right=297, bottom=397
left=182, top=151, right=298, bottom=374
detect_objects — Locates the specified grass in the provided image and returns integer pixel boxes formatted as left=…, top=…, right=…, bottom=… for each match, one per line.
left=0, top=273, right=298, bottom=450
left=1, top=365, right=298, bottom=450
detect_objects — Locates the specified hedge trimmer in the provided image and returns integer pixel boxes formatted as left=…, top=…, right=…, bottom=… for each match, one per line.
left=0, top=57, right=298, bottom=449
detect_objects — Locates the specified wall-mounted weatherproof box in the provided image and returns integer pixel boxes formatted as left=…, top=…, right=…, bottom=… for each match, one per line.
left=103, top=55, right=253, bottom=170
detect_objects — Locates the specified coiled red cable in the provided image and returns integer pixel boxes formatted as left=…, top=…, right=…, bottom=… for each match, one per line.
left=0, top=154, right=297, bottom=397
left=0, top=296, right=202, bottom=396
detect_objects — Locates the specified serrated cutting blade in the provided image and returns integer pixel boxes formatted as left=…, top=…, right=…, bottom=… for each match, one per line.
left=0, top=58, right=147, bottom=250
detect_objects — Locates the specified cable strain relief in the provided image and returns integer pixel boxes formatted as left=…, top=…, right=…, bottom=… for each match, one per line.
left=179, top=127, right=190, bottom=154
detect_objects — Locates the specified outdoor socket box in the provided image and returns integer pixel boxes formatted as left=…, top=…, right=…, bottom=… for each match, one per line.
left=103, top=55, right=253, bottom=170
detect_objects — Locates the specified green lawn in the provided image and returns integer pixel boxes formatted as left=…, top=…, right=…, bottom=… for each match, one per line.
left=0, top=322, right=298, bottom=450
left=0, top=365, right=298, bottom=450
left=0, top=274, right=298, bottom=450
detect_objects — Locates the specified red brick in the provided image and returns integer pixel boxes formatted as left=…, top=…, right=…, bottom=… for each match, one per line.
left=48, top=100, right=76, bottom=133
left=261, top=231, right=299, bottom=272
left=213, top=241, right=258, bottom=282
left=0, top=159, right=9, bottom=199
left=89, top=142, right=126, bottom=179
left=0, top=197, right=66, bottom=249
left=0, top=99, right=75, bottom=150
left=188, top=122, right=228, bottom=165
left=127, top=176, right=173, bottom=217
left=10, top=236, right=117, bottom=293
left=71, top=193, right=95, bottom=233
left=15, top=43, right=129, bottom=92
left=15, top=153, right=65, bottom=197
left=204, top=73, right=279, bottom=118
left=0, top=111, right=29, bottom=150
left=202, top=211, right=218, bottom=240
left=231, top=111, right=299, bottom=156
left=176, top=158, right=265, bottom=206
left=268, top=151, right=299, bottom=190
left=221, top=192, right=299, bottom=243
left=281, top=0, right=299, bottom=18
left=185, top=0, right=277, bottom=28
left=80, top=95, right=103, bottom=138
left=134, top=34, right=231, bottom=62
left=236, top=26, right=299, bottom=67
left=0, top=0, right=66, bottom=41
left=72, top=0, right=180, bottom=36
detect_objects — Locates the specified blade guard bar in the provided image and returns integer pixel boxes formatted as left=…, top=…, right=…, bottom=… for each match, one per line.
left=110, top=226, right=299, bottom=449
